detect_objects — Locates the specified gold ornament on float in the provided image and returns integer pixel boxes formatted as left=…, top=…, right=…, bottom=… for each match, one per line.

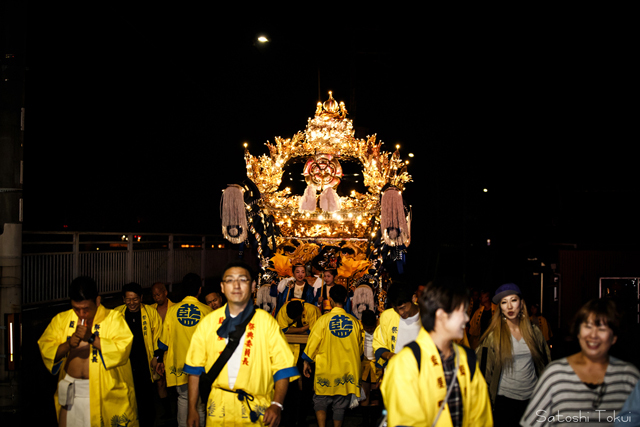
left=242, top=92, right=411, bottom=248
left=224, top=92, right=412, bottom=286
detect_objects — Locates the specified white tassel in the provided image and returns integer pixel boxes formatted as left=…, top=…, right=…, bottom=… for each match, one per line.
left=381, top=187, right=409, bottom=246
left=299, top=184, right=317, bottom=212
left=320, top=187, right=341, bottom=212
left=220, top=185, right=248, bottom=244
left=352, top=284, right=375, bottom=320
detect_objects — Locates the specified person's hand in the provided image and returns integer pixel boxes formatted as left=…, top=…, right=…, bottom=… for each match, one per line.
left=382, top=351, right=395, bottom=362
left=187, top=407, right=200, bottom=427
left=303, top=361, right=312, bottom=378
left=155, top=362, right=165, bottom=376
left=68, top=332, right=82, bottom=349
left=75, top=323, right=91, bottom=342
left=263, top=404, right=282, bottom=427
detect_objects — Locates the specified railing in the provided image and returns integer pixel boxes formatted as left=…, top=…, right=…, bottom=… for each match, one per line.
left=22, top=231, right=243, bottom=305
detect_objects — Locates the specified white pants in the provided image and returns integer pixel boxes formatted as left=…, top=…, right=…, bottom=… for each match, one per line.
left=59, top=374, right=90, bottom=427
left=177, top=383, right=205, bottom=427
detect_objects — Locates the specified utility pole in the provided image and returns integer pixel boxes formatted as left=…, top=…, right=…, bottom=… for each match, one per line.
left=0, top=0, right=26, bottom=386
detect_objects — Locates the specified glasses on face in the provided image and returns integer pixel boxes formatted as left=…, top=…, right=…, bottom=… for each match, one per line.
left=223, top=277, right=250, bottom=286
left=125, top=298, right=140, bottom=304
left=593, top=383, right=606, bottom=409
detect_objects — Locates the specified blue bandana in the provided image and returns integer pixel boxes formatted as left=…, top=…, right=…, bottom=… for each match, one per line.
left=217, top=303, right=256, bottom=339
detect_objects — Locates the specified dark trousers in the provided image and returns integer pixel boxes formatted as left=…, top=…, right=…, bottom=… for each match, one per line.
left=283, top=348, right=314, bottom=427
left=493, top=394, right=529, bottom=427
left=132, top=369, right=156, bottom=427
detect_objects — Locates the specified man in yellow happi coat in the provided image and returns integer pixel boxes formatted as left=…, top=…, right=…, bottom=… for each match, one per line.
left=276, top=299, right=320, bottom=426
left=150, top=281, right=175, bottom=322
left=38, top=276, right=138, bottom=427
left=303, top=285, right=363, bottom=427
left=467, top=290, right=496, bottom=349
left=184, top=261, right=298, bottom=427
left=372, top=281, right=421, bottom=369
left=114, top=282, right=163, bottom=427
left=155, top=276, right=212, bottom=427
left=276, top=299, right=320, bottom=372
left=381, top=278, right=492, bottom=427
left=149, top=281, right=175, bottom=416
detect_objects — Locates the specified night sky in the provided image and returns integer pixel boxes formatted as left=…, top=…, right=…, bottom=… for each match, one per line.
left=19, top=9, right=638, bottom=259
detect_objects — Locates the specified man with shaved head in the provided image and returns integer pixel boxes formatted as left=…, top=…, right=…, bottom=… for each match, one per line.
left=151, top=282, right=175, bottom=322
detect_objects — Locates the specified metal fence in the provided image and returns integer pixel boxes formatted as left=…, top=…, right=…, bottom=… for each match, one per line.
left=22, top=231, right=238, bottom=305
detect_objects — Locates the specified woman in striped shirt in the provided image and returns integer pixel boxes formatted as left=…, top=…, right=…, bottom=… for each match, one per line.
left=521, top=298, right=640, bottom=426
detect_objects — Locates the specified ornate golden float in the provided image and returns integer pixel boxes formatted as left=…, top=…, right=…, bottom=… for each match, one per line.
left=221, top=92, right=412, bottom=298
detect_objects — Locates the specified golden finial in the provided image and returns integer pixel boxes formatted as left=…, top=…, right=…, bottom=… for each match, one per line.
left=323, top=91, right=339, bottom=114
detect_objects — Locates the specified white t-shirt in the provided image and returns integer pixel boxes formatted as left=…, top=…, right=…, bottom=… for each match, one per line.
left=498, top=334, right=537, bottom=400
left=395, top=311, right=421, bottom=353
left=293, top=283, right=305, bottom=299
left=364, top=331, right=375, bottom=360
left=225, top=313, right=247, bottom=390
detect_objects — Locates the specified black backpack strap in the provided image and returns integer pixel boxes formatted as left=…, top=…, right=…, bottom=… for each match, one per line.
left=406, top=341, right=421, bottom=371
left=407, top=341, right=476, bottom=381
left=462, top=345, right=477, bottom=381
left=199, top=310, right=256, bottom=403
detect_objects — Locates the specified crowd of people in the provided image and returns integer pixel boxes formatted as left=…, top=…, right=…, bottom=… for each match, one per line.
left=38, top=261, right=640, bottom=426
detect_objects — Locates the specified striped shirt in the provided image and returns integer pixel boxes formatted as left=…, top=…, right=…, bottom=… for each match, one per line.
left=520, top=357, right=640, bottom=426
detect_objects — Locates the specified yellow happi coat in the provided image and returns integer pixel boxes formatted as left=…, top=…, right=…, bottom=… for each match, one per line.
left=468, top=304, right=497, bottom=348
left=184, top=307, right=298, bottom=426
left=38, top=304, right=139, bottom=427
left=372, top=308, right=400, bottom=369
left=114, top=303, right=162, bottom=381
left=150, top=298, right=175, bottom=317
left=530, top=314, right=553, bottom=342
left=276, top=300, right=320, bottom=380
left=302, top=307, right=363, bottom=397
left=381, top=328, right=493, bottom=427
left=158, top=296, right=212, bottom=387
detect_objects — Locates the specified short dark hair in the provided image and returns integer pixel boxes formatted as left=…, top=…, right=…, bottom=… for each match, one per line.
left=324, top=268, right=338, bottom=277
left=292, top=264, right=306, bottom=274
left=122, top=282, right=143, bottom=297
left=223, top=260, right=255, bottom=282
left=361, top=309, right=376, bottom=327
left=286, top=300, right=303, bottom=319
left=419, top=277, right=469, bottom=332
left=181, top=273, right=202, bottom=297
left=386, top=280, right=419, bottom=308
left=572, top=298, right=621, bottom=337
left=200, top=283, right=226, bottom=305
left=70, top=276, right=99, bottom=303
left=329, top=284, right=348, bottom=305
